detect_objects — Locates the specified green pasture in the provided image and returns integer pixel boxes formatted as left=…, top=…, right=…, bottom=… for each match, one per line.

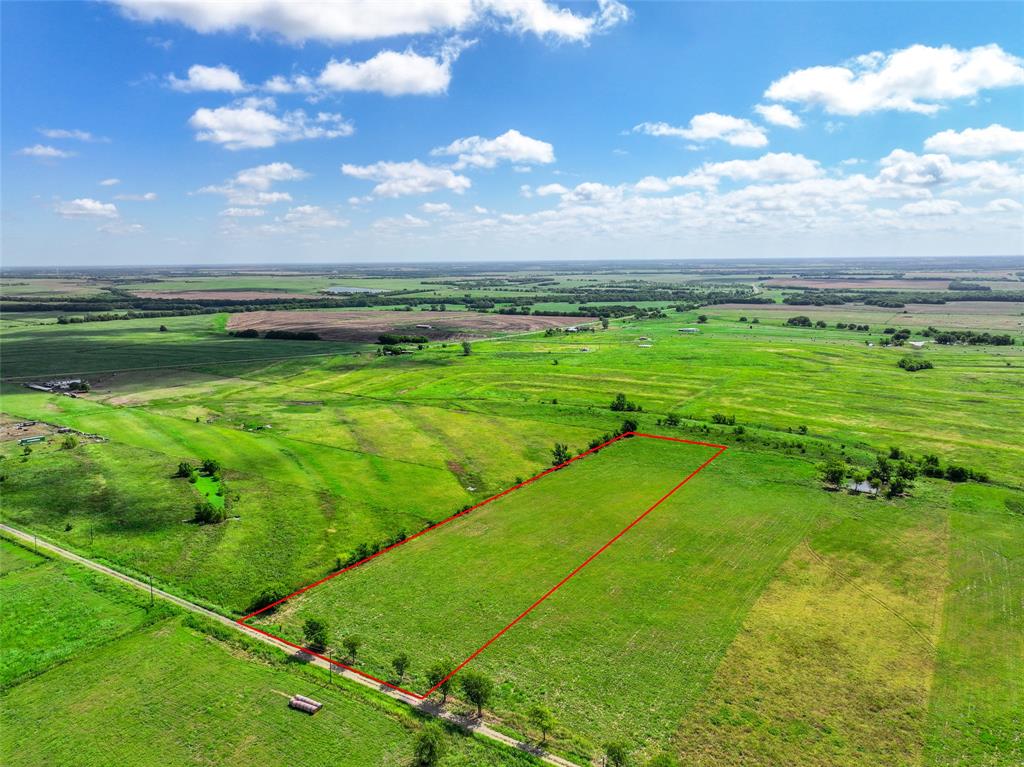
left=254, top=441, right=935, bottom=762
left=0, top=564, right=536, bottom=767
left=0, top=541, right=167, bottom=688
left=0, top=280, right=1021, bottom=765
left=0, top=537, right=44, bottom=576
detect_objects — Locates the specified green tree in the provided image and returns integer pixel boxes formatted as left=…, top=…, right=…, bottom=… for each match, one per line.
left=302, top=618, right=329, bottom=652
left=176, top=461, right=194, bottom=478
left=342, top=634, right=363, bottom=662
left=459, top=669, right=494, bottom=717
left=601, top=317, right=610, bottom=329
left=427, top=660, right=456, bottom=703
left=192, top=501, right=225, bottom=524
left=61, top=435, right=78, bottom=450
left=604, top=741, right=630, bottom=766
left=528, top=704, right=557, bottom=744
left=619, top=418, right=638, bottom=435
left=696, top=314, right=708, bottom=323
left=818, top=456, right=846, bottom=488
left=887, top=476, right=908, bottom=498
left=896, top=460, right=918, bottom=481
left=392, top=652, right=411, bottom=683
left=461, top=341, right=472, bottom=356
left=551, top=443, right=571, bottom=466
left=869, top=455, right=892, bottom=485
left=201, top=458, right=221, bottom=475
left=413, top=723, right=447, bottom=766
left=664, top=413, right=680, bottom=427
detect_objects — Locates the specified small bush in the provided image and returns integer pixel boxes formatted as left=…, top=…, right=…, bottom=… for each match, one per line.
left=898, top=357, right=934, bottom=372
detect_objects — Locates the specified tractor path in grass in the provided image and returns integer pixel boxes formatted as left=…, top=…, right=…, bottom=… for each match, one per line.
left=0, top=522, right=581, bottom=767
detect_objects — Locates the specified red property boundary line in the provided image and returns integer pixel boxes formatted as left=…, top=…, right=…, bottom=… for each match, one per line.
left=239, top=431, right=727, bottom=700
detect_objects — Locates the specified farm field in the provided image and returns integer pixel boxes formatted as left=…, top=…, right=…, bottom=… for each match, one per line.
left=226, top=309, right=596, bottom=342
left=249, top=435, right=724, bottom=690
left=0, top=539, right=536, bottom=767
left=1, top=259, right=1021, bottom=766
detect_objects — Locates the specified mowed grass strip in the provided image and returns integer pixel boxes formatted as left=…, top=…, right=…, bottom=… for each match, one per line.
left=252, top=436, right=720, bottom=691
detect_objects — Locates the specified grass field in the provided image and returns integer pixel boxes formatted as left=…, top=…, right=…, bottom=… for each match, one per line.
left=250, top=436, right=722, bottom=690
left=0, top=559, right=538, bottom=767
left=2, top=264, right=1021, bottom=766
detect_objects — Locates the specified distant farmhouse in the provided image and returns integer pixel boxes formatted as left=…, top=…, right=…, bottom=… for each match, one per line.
left=25, top=378, right=87, bottom=394
left=678, top=328, right=700, bottom=334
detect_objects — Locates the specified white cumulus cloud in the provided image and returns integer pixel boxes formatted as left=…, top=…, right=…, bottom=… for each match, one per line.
left=169, top=64, right=248, bottom=92
left=638, top=153, right=823, bottom=192
left=114, top=0, right=628, bottom=44
left=55, top=198, right=119, bottom=219
left=188, top=98, right=353, bottom=150
left=985, top=198, right=1023, bottom=212
left=17, top=144, right=75, bottom=159
left=754, top=104, right=803, bottom=128
left=633, top=113, right=768, bottom=148
left=765, top=43, right=1024, bottom=115
left=341, top=160, right=471, bottom=198
left=923, top=124, right=1024, bottom=157
left=536, top=183, right=569, bottom=196
left=900, top=199, right=963, bottom=216
left=432, top=129, right=555, bottom=169
left=99, top=178, right=121, bottom=186
left=318, top=48, right=458, bottom=96
left=199, top=162, right=308, bottom=204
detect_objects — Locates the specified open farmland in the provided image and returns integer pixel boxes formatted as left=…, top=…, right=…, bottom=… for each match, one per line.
left=131, top=289, right=316, bottom=301
left=1, top=259, right=1021, bottom=766
left=0, top=539, right=536, bottom=767
left=226, top=309, right=596, bottom=342
left=249, top=436, right=723, bottom=694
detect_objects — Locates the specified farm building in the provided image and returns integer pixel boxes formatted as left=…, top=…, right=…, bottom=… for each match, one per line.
left=908, top=341, right=926, bottom=348
left=678, top=328, right=700, bottom=334
left=45, top=378, right=82, bottom=389
left=415, top=324, right=432, bottom=329
left=565, top=326, right=579, bottom=333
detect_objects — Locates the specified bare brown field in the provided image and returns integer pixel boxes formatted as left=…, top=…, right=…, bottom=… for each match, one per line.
left=132, top=290, right=313, bottom=301
left=226, top=309, right=595, bottom=341
left=763, top=278, right=952, bottom=290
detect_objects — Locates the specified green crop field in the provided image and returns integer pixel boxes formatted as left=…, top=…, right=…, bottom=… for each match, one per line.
left=1, top=261, right=1021, bottom=766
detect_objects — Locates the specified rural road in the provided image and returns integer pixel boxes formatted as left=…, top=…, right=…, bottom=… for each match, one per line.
left=0, top=522, right=583, bottom=767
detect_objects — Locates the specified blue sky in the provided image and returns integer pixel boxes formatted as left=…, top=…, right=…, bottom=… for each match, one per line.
left=2, top=1, right=1022, bottom=265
